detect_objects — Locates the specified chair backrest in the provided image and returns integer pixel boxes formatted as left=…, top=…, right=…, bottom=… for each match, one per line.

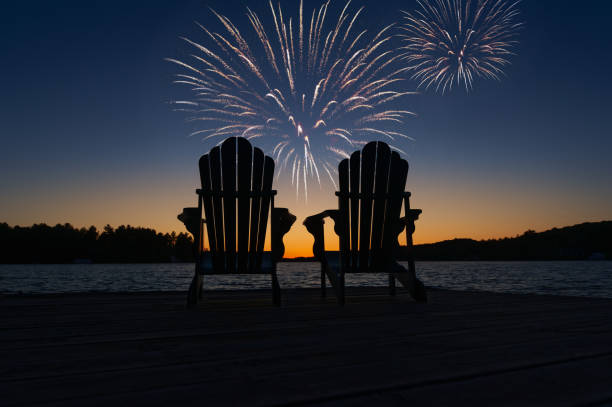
left=336, top=141, right=409, bottom=272
left=198, top=137, right=275, bottom=273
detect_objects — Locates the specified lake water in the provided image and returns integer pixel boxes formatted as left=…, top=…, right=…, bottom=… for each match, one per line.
left=1, top=261, right=611, bottom=298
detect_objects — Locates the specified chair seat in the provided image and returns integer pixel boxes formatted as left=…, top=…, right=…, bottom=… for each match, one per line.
left=198, top=252, right=275, bottom=275
left=323, top=253, right=404, bottom=273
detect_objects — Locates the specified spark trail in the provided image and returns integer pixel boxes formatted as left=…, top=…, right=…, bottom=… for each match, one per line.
left=168, top=0, right=415, bottom=200
left=399, top=0, right=522, bottom=93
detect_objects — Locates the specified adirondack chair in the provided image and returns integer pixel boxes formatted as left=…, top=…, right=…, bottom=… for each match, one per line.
left=179, top=137, right=296, bottom=307
left=303, top=141, right=426, bottom=305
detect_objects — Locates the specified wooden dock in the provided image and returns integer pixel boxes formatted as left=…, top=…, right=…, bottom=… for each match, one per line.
left=2, top=288, right=612, bottom=406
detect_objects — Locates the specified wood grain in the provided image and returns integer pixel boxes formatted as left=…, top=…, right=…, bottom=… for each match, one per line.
left=2, top=288, right=611, bottom=406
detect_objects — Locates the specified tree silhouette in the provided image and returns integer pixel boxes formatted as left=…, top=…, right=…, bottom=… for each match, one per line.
left=0, top=223, right=194, bottom=264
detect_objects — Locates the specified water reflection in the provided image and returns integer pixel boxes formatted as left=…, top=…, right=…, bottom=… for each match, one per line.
left=1, top=261, right=611, bottom=298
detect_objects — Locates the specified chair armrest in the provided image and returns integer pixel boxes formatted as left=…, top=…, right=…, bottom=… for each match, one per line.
left=177, top=207, right=203, bottom=238
left=397, top=209, right=421, bottom=234
left=400, top=209, right=422, bottom=223
left=271, top=208, right=296, bottom=261
left=303, top=210, right=340, bottom=261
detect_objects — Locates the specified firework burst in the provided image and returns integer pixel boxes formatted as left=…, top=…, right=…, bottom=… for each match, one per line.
left=168, top=0, right=415, bottom=200
left=399, top=0, right=522, bottom=93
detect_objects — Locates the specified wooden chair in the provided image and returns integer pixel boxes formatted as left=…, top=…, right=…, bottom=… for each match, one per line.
left=179, top=137, right=296, bottom=307
left=303, top=141, right=426, bottom=305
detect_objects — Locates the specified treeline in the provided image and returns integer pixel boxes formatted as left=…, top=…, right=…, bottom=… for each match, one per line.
left=0, top=223, right=194, bottom=264
left=1, top=221, right=610, bottom=264
left=411, top=221, right=612, bottom=261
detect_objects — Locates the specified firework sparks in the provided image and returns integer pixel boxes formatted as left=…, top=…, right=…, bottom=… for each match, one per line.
left=168, top=0, right=415, bottom=200
left=399, top=0, right=522, bottom=93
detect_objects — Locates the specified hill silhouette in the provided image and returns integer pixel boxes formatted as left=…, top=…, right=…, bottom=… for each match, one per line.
left=410, top=221, right=612, bottom=261
left=285, top=221, right=612, bottom=262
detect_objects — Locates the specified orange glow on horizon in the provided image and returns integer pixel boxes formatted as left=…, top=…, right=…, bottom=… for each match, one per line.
left=2, top=170, right=611, bottom=259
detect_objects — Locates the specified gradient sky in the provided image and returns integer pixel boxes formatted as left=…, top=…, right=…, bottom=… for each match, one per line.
left=1, top=0, right=611, bottom=258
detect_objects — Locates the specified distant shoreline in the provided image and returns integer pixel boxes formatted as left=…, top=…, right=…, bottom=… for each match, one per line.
left=1, top=258, right=610, bottom=266
left=1, top=221, right=610, bottom=263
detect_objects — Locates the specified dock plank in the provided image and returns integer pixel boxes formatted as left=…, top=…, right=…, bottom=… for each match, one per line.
left=1, top=288, right=611, bottom=406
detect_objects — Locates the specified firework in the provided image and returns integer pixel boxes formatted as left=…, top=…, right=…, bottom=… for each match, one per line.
left=399, top=0, right=521, bottom=93
left=168, top=0, right=415, bottom=200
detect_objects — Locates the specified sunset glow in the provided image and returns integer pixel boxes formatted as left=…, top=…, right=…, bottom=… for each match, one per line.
left=1, top=1, right=611, bottom=258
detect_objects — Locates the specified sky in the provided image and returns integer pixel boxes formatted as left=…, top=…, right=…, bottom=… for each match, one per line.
left=1, top=0, right=612, bottom=258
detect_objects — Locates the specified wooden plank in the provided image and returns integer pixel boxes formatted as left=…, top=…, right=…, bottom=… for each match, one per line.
left=3, top=305, right=610, bottom=374
left=221, top=137, right=237, bottom=273
left=249, top=148, right=264, bottom=272
left=349, top=151, right=360, bottom=271
left=198, top=155, right=216, bottom=267
left=358, top=142, right=376, bottom=272
left=4, top=308, right=610, bottom=368
left=1, top=288, right=611, bottom=407
left=313, top=355, right=612, bottom=407
left=208, top=146, right=224, bottom=272
left=382, top=152, right=408, bottom=262
left=20, top=353, right=612, bottom=407
left=338, top=159, right=350, bottom=269
left=4, top=323, right=612, bottom=389
left=4, top=293, right=608, bottom=345
left=236, top=138, right=252, bottom=273
left=256, top=157, right=275, bottom=264
left=370, top=142, right=391, bottom=267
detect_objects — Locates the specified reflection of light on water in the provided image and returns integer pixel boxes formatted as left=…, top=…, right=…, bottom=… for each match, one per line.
left=1, top=262, right=612, bottom=298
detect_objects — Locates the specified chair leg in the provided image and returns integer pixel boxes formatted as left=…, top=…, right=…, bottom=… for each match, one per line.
left=392, top=263, right=427, bottom=303
left=321, top=267, right=327, bottom=298
left=187, top=273, right=202, bottom=308
left=198, top=278, right=204, bottom=300
left=272, top=272, right=281, bottom=307
left=389, top=274, right=396, bottom=296
left=338, top=271, right=345, bottom=306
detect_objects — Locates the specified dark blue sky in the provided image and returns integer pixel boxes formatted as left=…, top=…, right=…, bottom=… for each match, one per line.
left=1, top=0, right=611, bottom=248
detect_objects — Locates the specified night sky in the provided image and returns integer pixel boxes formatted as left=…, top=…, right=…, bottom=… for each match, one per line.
left=2, top=0, right=611, bottom=257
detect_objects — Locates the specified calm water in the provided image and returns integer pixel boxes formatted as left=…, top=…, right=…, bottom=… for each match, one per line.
left=1, top=261, right=611, bottom=298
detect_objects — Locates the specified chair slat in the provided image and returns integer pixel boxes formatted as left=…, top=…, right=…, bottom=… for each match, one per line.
left=349, top=151, right=360, bottom=271
left=338, top=159, right=350, bottom=269
left=249, top=147, right=264, bottom=271
left=221, top=138, right=237, bottom=273
left=370, top=142, right=391, bottom=267
left=209, top=146, right=225, bottom=272
left=257, top=157, right=275, bottom=264
left=237, top=138, right=252, bottom=272
left=199, top=155, right=216, bottom=263
left=381, top=152, right=408, bottom=263
left=358, top=143, right=376, bottom=271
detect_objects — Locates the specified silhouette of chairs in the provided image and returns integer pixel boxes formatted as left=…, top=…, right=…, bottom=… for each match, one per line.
left=304, top=141, right=427, bottom=305
left=179, top=137, right=296, bottom=307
